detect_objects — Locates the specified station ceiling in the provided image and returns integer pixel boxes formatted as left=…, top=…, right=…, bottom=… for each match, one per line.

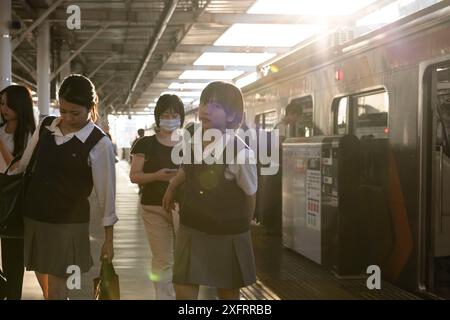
left=10, top=0, right=444, bottom=115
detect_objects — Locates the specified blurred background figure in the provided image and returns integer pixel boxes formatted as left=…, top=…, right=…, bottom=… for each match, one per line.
left=132, top=128, right=145, bottom=150
left=274, top=101, right=300, bottom=141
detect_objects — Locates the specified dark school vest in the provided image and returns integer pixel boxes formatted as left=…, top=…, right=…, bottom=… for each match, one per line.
left=23, top=117, right=106, bottom=224
left=180, top=139, right=249, bottom=235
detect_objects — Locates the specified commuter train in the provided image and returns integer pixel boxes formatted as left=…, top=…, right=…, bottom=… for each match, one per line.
left=241, top=2, right=450, bottom=298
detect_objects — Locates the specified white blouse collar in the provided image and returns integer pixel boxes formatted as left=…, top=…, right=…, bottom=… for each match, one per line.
left=46, top=117, right=95, bottom=143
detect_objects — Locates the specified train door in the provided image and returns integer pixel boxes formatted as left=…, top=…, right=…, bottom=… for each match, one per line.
left=332, top=90, right=392, bottom=271
left=426, top=64, right=450, bottom=298
left=254, top=110, right=279, bottom=228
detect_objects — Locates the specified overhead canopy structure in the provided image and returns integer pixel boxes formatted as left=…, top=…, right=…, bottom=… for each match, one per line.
left=10, top=0, right=444, bottom=116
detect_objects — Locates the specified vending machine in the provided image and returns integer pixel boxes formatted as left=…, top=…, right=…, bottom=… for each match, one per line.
left=282, top=135, right=361, bottom=271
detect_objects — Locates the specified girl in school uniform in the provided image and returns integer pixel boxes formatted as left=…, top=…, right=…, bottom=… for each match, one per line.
left=0, top=85, right=36, bottom=300
left=162, top=81, right=258, bottom=300
left=17, top=74, right=118, bottom=300
left=129, top=94, right=184, bottom=300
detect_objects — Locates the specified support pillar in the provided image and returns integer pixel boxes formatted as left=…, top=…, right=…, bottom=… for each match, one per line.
left=37, top=17, right=50, bottom=117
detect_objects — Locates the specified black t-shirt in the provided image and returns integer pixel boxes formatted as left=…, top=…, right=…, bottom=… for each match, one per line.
left=131, top=135, right=177, bottom=206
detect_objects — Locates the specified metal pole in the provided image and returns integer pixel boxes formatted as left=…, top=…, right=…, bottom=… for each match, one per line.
left=0, top=0, right=12, bottom=90
left=37, top=17, right=50, bottom=117
left=125, top=0, right=179, bottom=106
left=88, top=54, right=116, bottom=78
left=12, top=54, right=36, bottom=80
left=51, top=25, right=109, bottom=81
left=97, top=73, right=115, bottom=93
left=60, top=42, right=71, bottom=81
left=12, top=72, right=36, bottom=89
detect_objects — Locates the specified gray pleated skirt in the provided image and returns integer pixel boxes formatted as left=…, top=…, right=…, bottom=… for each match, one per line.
left=23, top=217, right=93, bottom=278
left=173, top=224, right=257, bottom=289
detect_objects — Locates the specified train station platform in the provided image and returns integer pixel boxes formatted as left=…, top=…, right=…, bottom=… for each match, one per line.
left=12, top=160, right=422, bottom=300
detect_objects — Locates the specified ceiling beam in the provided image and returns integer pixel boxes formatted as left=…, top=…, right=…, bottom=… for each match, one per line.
left=352, top=0, right=401, bottom=21
left=125, top=0, right=180, bottom=106
left=196, top=13, right=344, bottom=25
left=99, top=90, right=116, bottom=108
left=131, top=0, right=213, bottom=108
left=51, top=24, right=110, bottom=81
left=12, top=10, right=36, bottom=49
left=18, top=0, right=35, bottom=17
left=175, top=44, right=290, bottom=54
left=43, top=12, right=347, bottom=25
left=162, top=64, right=256, bottom=72
left=255, top=0, right=404, bottom=72
left=12, top=0, right=64, bottom=51
left=149, top=78, right=213, bottom=84
left=88, top=55, right=117, bottom=78
left=12, top=72, right=36, bottom=89
left=96, top=73, right=116, bottom=93
left=12, top=55, right=36, bottom=81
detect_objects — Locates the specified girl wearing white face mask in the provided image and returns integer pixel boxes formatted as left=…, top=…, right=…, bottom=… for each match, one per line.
left=129, top=94, right=184, bottom=300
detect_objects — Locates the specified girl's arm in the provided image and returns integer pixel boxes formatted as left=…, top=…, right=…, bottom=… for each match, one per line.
left=244, top=193, right=257, bottom=223
left=162, top=167, right=186, bottom=212
left=232, top=147, right=258, bottom=222
left=167, top=167, right=186, bottom=189
left=129, top=154, right=176, bottom=184
left=90, top=136, right=118, bottom=262
left=101, top=226, right=114, bottom=263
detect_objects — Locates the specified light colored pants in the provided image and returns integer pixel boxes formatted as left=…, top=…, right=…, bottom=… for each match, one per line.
left=141, top=205, right=179, bottom=300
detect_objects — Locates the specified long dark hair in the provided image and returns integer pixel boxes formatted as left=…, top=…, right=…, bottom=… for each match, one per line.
left=0, top=85, right=36, bottom=156
left=58, top=74, right=99, bottom=122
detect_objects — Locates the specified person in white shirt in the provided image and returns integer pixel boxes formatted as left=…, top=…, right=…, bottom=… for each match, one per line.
left=274, top=101, right=300, bottom=141
left=163, top=81, right=258, bottom=300
left=0, top=85, right=36, bottom=300
left=17, top=74, right=118, bottom=300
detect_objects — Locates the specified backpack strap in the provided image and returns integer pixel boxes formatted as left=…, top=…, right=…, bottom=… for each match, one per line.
left=24, top=116, right=57, bottom=176
left=39, top=116, right=56, bottom=137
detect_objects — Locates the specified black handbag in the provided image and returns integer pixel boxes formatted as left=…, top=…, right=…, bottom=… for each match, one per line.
left=93, top=260, right=120, bottom=300
left=0, top=157, right=26, bottom=238
left=0, top=117, right=52, bottom=238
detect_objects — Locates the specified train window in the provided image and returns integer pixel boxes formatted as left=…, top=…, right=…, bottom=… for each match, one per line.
left=255, top=114, right=263, bottom=130
left=353, top=91, right=389, bottom=139
left=334, top=97, right=349, bottom=135
left=255, top=110, right=277, bottom=131
left=437, top=95, right=450, bottom=156
left=288, top=96, right=314, bottom=137
left=264, top=111, right=278, bottom=131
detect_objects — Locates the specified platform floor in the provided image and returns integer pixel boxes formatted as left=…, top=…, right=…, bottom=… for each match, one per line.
left=246, top=227, right=420, bottom=300
left=5, top=161, right=420, bottom=300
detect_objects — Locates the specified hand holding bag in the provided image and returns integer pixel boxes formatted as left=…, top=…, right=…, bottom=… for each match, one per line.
left=93, top=259, right=120, bottom=300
